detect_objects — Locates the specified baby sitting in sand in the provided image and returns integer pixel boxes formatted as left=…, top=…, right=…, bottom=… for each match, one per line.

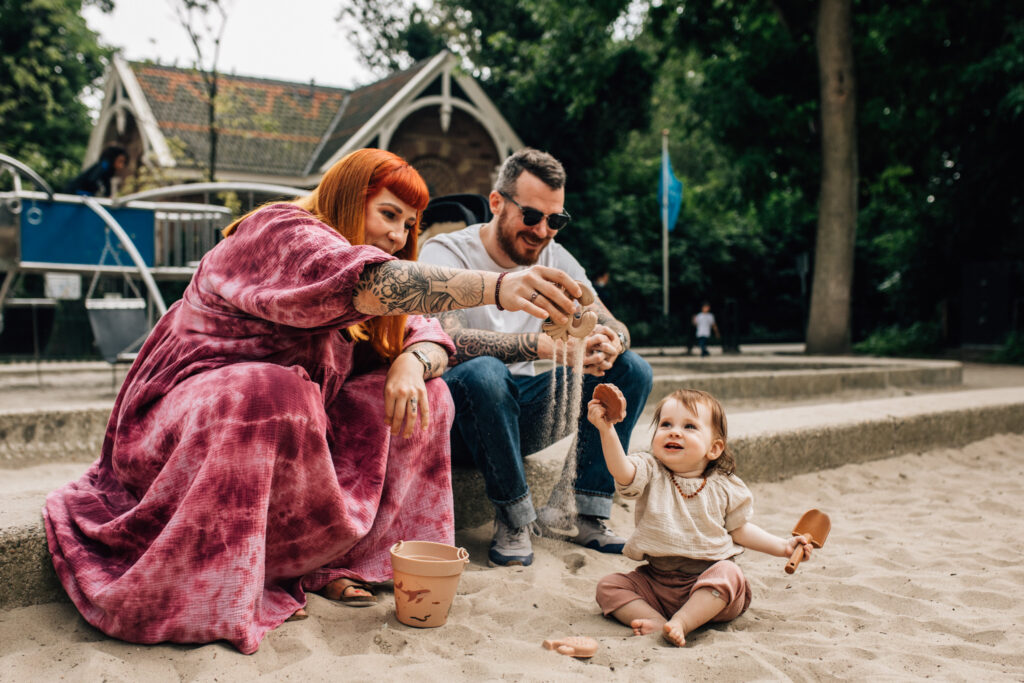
left=587, top=386, right=813, bottom=647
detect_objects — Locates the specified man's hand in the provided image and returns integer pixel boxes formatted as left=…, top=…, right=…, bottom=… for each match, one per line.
left=581, top=324, right=624, bottom=376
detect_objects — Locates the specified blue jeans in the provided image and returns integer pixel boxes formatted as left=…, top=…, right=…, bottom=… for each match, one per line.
left=697, top=335, right=711, bottom=356
left=443, top=351, right=653, bottom=528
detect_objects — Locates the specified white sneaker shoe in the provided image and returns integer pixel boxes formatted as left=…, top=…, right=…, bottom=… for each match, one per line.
left=488, top=518, right=535, bottom=567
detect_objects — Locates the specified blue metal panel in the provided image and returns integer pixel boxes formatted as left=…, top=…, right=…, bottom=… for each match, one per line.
left=19, top=199, right=155, bottom=267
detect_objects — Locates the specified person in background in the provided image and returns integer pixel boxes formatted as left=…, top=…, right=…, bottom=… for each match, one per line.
left=419, top=147, right=653, bottom=568
left=692, top=301, right=720, bottom=357
left=63, top=145, right=128, bottom=197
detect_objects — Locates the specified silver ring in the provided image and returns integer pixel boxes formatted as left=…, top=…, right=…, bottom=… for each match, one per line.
left=530, top=291, right=540, bottom=302
left=409, top=397, right=418, bottom=405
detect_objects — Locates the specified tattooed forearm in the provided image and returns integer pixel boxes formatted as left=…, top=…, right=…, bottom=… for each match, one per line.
left=590, top=300, right=631, bottom=348
left=403, top=341, right=449, bottom=379
left=431, top=310, right=540, bottom=364
left=450, top=330, right=541, bottom=365
left=354, top=261, right=486, bottom=316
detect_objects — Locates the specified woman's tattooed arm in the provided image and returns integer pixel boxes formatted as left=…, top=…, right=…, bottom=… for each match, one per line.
left=401, top=341, right=449, bottom=379
left=354, top=261, right=486, bottom=315
left=432, top=310, right=542, bottom=365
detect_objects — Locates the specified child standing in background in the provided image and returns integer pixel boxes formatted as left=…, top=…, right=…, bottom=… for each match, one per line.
left=692, top=302, right=719, bottom=357
left=588, top=387, right=812, bottom=647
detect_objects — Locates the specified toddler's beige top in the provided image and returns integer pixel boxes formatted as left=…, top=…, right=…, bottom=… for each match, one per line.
left=617, top=452, right=754, bottom=562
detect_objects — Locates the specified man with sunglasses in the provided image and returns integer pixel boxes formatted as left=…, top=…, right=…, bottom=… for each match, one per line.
left=420, top=148, right=653, bottom=567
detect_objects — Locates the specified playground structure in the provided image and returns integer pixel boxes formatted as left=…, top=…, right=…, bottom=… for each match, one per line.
left=0, top=153, right=303, bottom=363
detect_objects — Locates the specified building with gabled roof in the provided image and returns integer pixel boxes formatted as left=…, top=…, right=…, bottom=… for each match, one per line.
left=85, top=50, right=523, bottom=196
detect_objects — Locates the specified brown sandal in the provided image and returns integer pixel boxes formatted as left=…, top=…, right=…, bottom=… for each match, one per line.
left=322, top=578, right=377, bottom=607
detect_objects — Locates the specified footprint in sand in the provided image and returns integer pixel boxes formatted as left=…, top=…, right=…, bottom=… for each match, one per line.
left=563, top=552, right=587, bottom=574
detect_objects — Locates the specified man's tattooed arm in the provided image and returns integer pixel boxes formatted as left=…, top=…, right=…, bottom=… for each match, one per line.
left=433, top=310, right=542, bottom=365
left=587, top=298, right=631, bottom=349
left=354, top=261, right=487, bottom=316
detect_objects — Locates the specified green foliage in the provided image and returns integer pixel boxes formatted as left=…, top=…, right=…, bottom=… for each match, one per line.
left=341, top=0, right=1022, bottom=347
left=852, top=321, right=944, bottom=358
left=989, top=332, right=1024, bottom=365
left=0, top=0, right=112, bottom=188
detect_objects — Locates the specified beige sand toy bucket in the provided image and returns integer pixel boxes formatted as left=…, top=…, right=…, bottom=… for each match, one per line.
left=390, top=540, right=470, bottom=628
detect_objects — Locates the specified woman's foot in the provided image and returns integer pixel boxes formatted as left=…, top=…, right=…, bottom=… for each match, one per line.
left=630, top=618, right=665, bottom=636
left=286, top=607, right=308, bottom=621
left=322, top=577, right=378, bottom=606
left=662, top=620, right=686, bottom=647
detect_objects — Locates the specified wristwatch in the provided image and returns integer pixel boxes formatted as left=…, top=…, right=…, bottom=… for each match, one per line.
left=410, top=348, right=433, bottom=376
left=616, top=330, right=628, bottom=352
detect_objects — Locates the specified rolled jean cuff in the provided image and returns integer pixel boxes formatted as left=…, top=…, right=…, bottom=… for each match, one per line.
left=499, top=491, right=537, bottom=529
left=575, top=491, right=614, bottom=519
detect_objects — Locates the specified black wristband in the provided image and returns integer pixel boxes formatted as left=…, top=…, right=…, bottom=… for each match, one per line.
left=494, top=272, right=508, bottom=311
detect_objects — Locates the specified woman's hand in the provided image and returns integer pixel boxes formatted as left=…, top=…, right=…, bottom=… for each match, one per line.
left=384, top=353, right=429, bottom=438
left=498, top=266, right=582, bottom=323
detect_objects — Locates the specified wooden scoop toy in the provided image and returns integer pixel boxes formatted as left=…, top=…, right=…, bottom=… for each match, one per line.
left=543, top=636, right=598, bottom=658
left=592, top=383, right=626, bottom=423
left=542, top=281, right=598, bottom=341
left=785, top=508, right=830, bottom=574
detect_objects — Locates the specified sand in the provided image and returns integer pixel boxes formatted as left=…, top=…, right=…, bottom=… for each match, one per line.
left=2, top=433, right=1023, bottom=682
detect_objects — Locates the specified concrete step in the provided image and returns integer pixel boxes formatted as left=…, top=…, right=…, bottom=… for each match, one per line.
left=3, top=384, right=1023, bottom=613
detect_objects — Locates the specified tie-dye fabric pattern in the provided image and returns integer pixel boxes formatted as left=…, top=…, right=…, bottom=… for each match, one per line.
left=43, top=204, right=456, bottom=654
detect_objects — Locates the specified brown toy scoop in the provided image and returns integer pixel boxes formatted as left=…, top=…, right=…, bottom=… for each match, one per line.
left=592, top=384, right=626, bottom=423
left=543, top=636, right=598, bottom=658
left=785, top=509, right=831, bottom=574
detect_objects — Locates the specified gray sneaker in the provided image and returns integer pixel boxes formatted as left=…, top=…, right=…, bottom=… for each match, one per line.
left=571, top=516, right=625, bottom=554
left=488, top=518, right=534, bottom=567
left=536, top=507, right=625, bottom=555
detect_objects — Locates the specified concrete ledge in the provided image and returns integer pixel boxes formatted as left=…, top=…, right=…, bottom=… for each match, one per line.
left=3, top=386, right=1023, bottom=611
left=649, top=362, right=962, bottom=403
left=0, top=407, right=111, bottom=468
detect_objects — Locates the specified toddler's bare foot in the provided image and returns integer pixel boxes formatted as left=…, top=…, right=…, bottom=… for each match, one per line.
left=630, top=618, right=665, bottom=636
left=662, top=620, right=686, bottom=647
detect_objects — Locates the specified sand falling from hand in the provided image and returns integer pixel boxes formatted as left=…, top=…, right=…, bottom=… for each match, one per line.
left=544, top=340, right=586, bottom=524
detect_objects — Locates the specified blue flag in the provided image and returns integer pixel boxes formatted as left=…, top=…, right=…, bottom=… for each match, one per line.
left=659, top=148, right=683, bottom=232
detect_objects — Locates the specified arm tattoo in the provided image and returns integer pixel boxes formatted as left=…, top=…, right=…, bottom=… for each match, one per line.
left=433, top=310, right=541, bottom=365
left=354, top=261, right=486, bottom=316
left=403, top=341, right=449, bottom=379
left=589, top=299, right=631, bottom=347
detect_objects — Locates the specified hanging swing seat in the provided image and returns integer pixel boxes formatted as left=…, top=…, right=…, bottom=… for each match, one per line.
left=85, top=297, right=148, bottom=364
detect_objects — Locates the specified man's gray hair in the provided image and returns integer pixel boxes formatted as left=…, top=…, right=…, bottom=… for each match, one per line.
left=495, top=148, right=566, bottom=195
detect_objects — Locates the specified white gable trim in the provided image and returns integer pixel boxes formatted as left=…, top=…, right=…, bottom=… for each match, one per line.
left=87, top=56, right=176, bottom=168
left=318, top=51, right=451, bottom=172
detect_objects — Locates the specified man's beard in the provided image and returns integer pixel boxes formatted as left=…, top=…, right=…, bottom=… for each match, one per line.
left=495, top=208, right=549, bottom=266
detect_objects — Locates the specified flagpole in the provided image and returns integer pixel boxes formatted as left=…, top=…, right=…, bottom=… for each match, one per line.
left=661, top=129, right=670, bottom=317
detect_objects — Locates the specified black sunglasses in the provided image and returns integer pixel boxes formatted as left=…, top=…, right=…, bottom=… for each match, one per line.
left=499, top=190, right=572, bottom=231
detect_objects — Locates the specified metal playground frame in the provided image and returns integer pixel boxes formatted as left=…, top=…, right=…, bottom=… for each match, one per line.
left=1, top=153, right=303, bottom=362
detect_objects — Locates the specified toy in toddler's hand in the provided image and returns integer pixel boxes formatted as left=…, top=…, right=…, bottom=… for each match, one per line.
left=592, top=383, right=627, bottom=423
left=542, top=636, right=599, bottom=658
left=542, top=281, right=598, bottom=342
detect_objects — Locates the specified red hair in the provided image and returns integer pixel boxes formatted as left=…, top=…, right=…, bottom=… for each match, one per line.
left=223, top=148, right=430, bottom=362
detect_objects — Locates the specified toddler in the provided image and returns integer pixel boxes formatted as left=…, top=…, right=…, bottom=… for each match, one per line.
left=588, top=387, right=812, bottom=647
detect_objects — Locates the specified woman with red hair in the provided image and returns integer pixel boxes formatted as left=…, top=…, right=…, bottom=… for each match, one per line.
left=43, top=149, right=582, bottom=653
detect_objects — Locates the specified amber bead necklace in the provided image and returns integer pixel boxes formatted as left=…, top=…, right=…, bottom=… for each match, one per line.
left=665, top=465, right=707, bottom=499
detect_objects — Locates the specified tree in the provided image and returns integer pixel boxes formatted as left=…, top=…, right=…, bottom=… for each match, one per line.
left=172, top=0, right=229, bottom=182
left=805, top=0, right=858, bottom=353
left=0, top=0, right=113, bottom=187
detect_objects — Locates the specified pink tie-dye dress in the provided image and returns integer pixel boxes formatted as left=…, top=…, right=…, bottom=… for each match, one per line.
left=43, top=204, right=457, bottom=654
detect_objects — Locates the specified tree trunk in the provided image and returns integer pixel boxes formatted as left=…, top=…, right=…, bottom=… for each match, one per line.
left=805, top=0, right=858, bottom=354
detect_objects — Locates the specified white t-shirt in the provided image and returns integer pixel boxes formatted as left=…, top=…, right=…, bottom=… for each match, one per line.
left=694, top=311, right=716, bottom=337
left=419, top=224, right=591, bottom=376
left=617, top=452, right=753, bottom=562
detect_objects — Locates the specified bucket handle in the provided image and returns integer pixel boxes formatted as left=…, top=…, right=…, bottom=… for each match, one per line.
left=390, top=541, right=470, bottom=564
